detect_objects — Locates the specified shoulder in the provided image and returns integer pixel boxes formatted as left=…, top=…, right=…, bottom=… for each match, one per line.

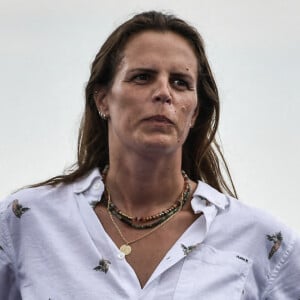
left=215, top=194, right=300, bottom=292
left=196, top=182, right=300, bottom=265
left=196, top=184, right=300, bottom=296
left=1, top=168, right=101, bottom=210
left=0, top=184, right=67, bottom=215
left=0, top=184, right=74, bottom=244
left=194, top=180, right=294, bottom=236
left=227, top=199, right=300, bottom=297
left=229, top=197, right=300, bottom=267
left=216, top=195, right=299, bottom=258
left=193, top=181, right=297, bottom=253
left=225, top=196, right=297, bottom=244
left=0, top=168, right=102, bottom=219
left=0, top=170, right=98, bottom=254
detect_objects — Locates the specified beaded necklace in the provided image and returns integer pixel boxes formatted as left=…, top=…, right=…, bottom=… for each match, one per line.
left=107, top=198, right=184, bottom=256
left=101, top=166, right=191, bottom=256
left=102, top=166, right=190, bottom=229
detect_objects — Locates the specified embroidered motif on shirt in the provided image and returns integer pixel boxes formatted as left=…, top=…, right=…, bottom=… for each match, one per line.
left=11, top=199, right=30, bottom=218
left=266, top=231, right=282, bottom=259
left=181, top=243, right=200, bottom=256
left=94, top=258, right=111, bottom=273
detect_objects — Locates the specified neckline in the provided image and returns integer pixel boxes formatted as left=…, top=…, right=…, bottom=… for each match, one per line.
left=75, top=189, right=208, bottom=290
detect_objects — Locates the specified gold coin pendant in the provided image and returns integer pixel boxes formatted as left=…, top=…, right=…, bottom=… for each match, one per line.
left=120, top=244, right=132, bottom=255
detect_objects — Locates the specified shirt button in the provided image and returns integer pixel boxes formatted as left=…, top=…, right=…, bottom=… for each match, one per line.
left=93, top=181, right=101, bottom=190
left=117, top=252, right=125, bottom=259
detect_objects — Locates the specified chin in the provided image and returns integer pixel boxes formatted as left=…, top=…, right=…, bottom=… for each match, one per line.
left=138, top=137, right=182, bottom=154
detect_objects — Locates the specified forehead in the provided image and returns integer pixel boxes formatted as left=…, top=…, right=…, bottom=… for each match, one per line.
left=119, top=30, right=198, bottom=74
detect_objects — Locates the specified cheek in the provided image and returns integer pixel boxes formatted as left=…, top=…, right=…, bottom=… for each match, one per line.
left=108, top=91, right=136, bottom=115
left=180, top=102, right=197, bottom=120
left=180, top=106, right=188, bottom=115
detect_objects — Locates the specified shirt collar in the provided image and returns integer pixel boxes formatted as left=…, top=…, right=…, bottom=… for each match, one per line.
left=73, top=168, right=102, bottom=194
left=192, top=180, right=229, bottom=212
left=73, top=168, right=229, bottom=248
left=73, top=168, right=229, bottom=210
left=190, top=181, right=229, bottom=239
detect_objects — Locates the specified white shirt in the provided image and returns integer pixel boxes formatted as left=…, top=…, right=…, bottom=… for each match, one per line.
left=0, top=168, right=299, bottom=299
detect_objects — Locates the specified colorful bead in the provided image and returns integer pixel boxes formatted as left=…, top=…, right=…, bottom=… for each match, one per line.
left=102, top=166, right=191, bottom=230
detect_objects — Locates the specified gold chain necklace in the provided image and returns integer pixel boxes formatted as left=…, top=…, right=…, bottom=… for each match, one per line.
left=107, top=194, right=185, bottom=256
left=107, top=170, right=189, bottom=226
left=107, top=180, right=190, bottom=230
left=101, top=165, right=191, bottom=256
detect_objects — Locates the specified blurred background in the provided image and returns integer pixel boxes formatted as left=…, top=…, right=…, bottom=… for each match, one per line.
left=1, top=0, right=299, bottom=231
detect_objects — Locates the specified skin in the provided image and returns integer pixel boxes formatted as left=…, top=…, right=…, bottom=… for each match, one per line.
left=94, top=30, right=201, bottom=287
left=95, top=30, right=199, bottom=215
left=105, top=31, right=198, bottom=157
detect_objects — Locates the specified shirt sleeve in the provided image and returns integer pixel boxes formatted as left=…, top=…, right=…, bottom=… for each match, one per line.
left=0, top=248, right=20, bottom=300
left=263, top=232, right=300, bottom=299
left=0, top=202, right=21, bottom=300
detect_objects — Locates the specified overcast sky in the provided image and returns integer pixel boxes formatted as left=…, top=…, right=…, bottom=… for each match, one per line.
left=1, top=0, right=299, bottom=231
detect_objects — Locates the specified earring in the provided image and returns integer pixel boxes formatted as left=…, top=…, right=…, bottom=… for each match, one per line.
left=98, top=111, right=107, bottom=120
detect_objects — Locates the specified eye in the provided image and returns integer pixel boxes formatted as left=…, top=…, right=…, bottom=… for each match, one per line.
left=132, top=73, right=151, bottom=83
left=172, top=78, right=189, bottom=90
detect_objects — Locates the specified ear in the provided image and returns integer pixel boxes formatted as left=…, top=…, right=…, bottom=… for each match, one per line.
left=93, top=87, right=109, bottom=117
left=190, top=104, right=199, bottom=128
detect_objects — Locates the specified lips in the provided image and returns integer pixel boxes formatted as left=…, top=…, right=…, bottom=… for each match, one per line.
left=144, top=115, right=174, bottom=124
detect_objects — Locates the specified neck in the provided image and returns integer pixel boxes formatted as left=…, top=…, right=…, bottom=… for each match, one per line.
left=104, top=155, right=185, bottom=217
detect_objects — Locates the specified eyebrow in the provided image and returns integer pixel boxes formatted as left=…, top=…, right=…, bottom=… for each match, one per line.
left=127, top=68, right=196, bottom=81
left=171, top=72, right=195, bottom=82
left=127, top=68, right=157, bottom=75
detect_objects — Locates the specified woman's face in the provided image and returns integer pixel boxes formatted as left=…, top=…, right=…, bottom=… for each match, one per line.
left=96, top=30, right=198, bottom=157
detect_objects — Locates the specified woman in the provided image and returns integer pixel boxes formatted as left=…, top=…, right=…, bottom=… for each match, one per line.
left=0, top=11, right=299, bottom=299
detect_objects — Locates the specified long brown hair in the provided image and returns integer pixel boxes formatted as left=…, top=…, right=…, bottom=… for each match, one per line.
left=31, top=11, right=237, bottom=197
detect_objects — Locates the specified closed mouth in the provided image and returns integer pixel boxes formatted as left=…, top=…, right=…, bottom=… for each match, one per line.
left=144, top=115, right=174, bottom=124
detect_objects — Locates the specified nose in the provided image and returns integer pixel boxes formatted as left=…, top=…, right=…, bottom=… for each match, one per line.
left=152, top=78, right=172, bottom=104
